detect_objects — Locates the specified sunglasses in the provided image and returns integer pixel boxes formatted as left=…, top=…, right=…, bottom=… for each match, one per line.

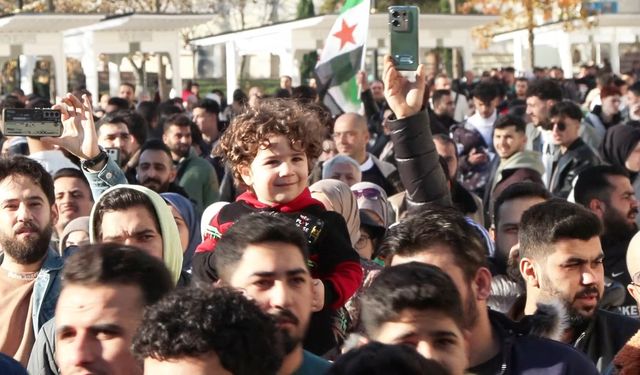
left=353, top=188, right=382, bottom=200
left=551, top=121, right=566, bottom=131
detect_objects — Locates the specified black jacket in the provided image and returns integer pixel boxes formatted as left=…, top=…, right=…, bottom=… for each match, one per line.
left=573, top=309, right=640, bottom=372
left=549, top=138, right=601, bottom=198
left=483, top=310, right=599, bottom=375
left=387, top=111, right=451, bottom=213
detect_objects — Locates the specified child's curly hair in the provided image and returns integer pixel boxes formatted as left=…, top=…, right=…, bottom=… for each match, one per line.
left=216, top=98, right=326, bottom=183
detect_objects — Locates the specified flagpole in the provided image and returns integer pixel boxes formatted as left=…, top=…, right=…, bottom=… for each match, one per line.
left=358, top=0, right=371, bottom=99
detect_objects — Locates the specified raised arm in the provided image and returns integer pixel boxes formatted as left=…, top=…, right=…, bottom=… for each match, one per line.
left=382, top=56, right=451, bottom=210
left=43, top=94, right=126, bottom=200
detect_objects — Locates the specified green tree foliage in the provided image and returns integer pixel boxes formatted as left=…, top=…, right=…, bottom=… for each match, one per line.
left=297, top=0, right=315, bottom=18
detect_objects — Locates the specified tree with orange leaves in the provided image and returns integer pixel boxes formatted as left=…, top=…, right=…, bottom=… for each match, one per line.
left=459, top=0, right=596, bottom=69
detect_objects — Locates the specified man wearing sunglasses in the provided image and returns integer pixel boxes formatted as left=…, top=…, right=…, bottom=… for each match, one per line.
left=548, top=101, right=601, bottom=198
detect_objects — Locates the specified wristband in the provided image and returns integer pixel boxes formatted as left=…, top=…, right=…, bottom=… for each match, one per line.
left=82, top=147, right=108, bottom=170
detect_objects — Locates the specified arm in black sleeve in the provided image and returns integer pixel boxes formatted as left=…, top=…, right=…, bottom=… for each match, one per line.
left=361, top=88, right=380, bottom=121
left=388, top=110, right=452, bottom=212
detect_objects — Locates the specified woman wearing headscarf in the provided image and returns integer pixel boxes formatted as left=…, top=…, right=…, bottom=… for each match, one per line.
left=310, top=179, right=361, bottom=247
left=350, top=181, right=392, bottom=227
left=161, top=193, right=200, bottom=272
left=58, top=216, right=90, bottom=258
left=311, top=180, right=383, bottom=337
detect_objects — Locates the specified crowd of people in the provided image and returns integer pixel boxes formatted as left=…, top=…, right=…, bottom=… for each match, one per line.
left=1, top=54, right=640, bottom=374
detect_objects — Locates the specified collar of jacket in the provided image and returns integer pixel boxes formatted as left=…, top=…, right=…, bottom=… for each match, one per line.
left=0, top=246, right=63, bottom=274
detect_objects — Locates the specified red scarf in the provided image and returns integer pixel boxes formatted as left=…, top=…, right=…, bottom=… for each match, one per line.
left=236, top=188, right=324, bottom=212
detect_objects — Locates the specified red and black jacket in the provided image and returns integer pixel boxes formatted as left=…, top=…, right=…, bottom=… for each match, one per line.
left=193, top=188, right=363, bottom=310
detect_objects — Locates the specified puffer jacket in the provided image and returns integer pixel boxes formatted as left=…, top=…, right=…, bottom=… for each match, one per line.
left=486, top=310, right=599, bottom=375
left=386, top=111, right=451, bottom=213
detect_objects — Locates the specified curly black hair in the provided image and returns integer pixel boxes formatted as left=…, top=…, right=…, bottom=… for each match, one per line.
left=131, top=285, right=283, bottom=375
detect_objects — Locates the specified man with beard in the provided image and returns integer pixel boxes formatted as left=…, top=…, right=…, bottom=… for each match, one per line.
left=574, top=165, right=639, bottom=317
left=213, top=214, right=331, bottom=375
left=96, top=112, right=134, bottom=168
left=52, top=168, right=93, bottom=240
left=382, top=205, right=597, bottom=374
left=519, top=199, right=640, bottom=371
left=162, top=114, right=219, bottom=213
left=0, top=156, right=63, bottom=366
left=135, top=139, right=189, bottom=199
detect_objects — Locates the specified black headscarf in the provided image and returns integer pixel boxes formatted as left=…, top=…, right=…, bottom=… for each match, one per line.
left=600, top=124, right=640, bottom=172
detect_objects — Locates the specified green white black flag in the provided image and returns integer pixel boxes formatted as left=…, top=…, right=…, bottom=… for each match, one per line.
left=315, top=0, right=370, bottom=115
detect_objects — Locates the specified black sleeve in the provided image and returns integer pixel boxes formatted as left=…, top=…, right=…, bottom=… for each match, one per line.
left=388, top=111, right=452, bottom=212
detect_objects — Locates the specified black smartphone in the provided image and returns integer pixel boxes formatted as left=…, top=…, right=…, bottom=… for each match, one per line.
left=1, top=108, right=62, bottom=137
left=105, top=147, right=121, bottom=165
left=389, top=5, right=420, bottom=71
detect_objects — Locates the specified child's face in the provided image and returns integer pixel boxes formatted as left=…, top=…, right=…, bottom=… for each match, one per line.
left=240, top=134, right=309, bottom=205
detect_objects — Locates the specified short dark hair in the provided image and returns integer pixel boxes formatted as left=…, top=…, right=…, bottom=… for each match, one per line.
left=135, top=101, right=158, bottom=127
left=120, top=82, right=136, bottom=92
left=574, top=165, right=630, bottom=207
left=93, top=188, right=160, bottom=240
left=52, top=168, right=92, bottom=200
left=378, top=205, right=487, bottom=281
left=432, top=133, right=456, bottom=149
left=519, top=200, right=603, bottom=260
left=629, top=81, right=640, bottom=97
left=493, top=114, right=526, bottom=133
left=62, top=243, right=173, bottom=306
left=106, top=97, right=130, bottom=112
left=526, top=79, right=562, bottom=102
left=131, top=286, right=282, bottom=375
left=471, top=81, right=499, bottom=103
left=431, top=89, right=451, bottom=106
left=96, top=112, right=130, bottom=132
left=213, top=213, right=309, bottom=282
left=139, top=139, right=173, bottom=161
left=493, top=182, right=551, bottom=227
left=549, top=100, right=583, bottom=121
left=121, top=111, right=149, bottom=145
left=361, top=262, right=465, bottom=337
left=194, top=99, right=220, bottom=115
left=0, top=156, right=54, bottom=205
left=327, top=342, right=448, bottom=375
left=162, top=113, right=193, bottom=133
left=515, top=77, right=529, bottom=83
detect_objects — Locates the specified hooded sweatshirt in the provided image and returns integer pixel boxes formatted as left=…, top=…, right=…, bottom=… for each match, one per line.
left=491, top=150, right=545, bottom=193
left=89, top=185, right=183, bottom=285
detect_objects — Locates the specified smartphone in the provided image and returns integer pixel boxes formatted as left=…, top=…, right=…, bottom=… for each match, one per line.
left=389, top=5, right=419, bottom=71
left=1, top=108, right=62, bottom=137
left=105, top=147, right=121, bottom=165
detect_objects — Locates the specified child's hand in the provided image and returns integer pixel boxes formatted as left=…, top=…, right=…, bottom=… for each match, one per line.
left=311, top=279, right=325, bottom=312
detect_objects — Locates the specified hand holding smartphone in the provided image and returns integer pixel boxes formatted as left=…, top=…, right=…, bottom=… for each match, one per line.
left=389, top=6, right=419, bottom=72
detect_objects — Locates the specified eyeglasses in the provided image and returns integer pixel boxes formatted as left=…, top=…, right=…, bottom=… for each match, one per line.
left=353, top=188, right=382, bottom=200
left=631, top=271, right=640, bottom=287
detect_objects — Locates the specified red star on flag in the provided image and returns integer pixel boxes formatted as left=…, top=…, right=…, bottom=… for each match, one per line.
left=332, top=19, right=357, bottom=50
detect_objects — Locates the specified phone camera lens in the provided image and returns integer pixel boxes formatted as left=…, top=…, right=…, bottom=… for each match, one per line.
left=391, top=19, right=400, bottom=27
left=391, top=11, right=399, bottom=18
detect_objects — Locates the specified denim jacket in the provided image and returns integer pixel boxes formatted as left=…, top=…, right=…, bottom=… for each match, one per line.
left=0, top=248, right=63, bottom=336
left=81, top=158, right=127, bottom=200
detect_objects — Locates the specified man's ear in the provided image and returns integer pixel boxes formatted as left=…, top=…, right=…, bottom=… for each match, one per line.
left=627, top=284, right=640, bottom=305
left=50, top=203, right=59, bottom=227
left=588, top=199, right=605, bottom=218
left=489, top=225, right=496, bottom=242
left=169, top=166, right=177, bottom=183
left=520, top=257, right=540, bottom=288
left=473, top=267, right=493, bottom=300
